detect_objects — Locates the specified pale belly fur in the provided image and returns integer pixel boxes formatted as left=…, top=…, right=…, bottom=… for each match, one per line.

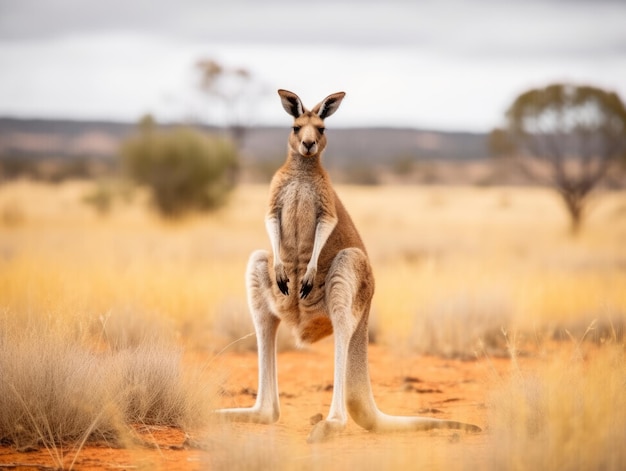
left=269, top=180, right=334, bottom=344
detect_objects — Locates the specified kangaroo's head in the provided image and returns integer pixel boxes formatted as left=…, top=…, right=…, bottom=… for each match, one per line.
left=278, top=89, right=346, bottom=158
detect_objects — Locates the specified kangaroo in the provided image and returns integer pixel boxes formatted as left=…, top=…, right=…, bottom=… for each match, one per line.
left=215, top=89, right=481, bottom=442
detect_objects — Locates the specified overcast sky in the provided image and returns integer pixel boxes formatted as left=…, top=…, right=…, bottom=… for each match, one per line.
left=0, top=0, right=624, bottom=132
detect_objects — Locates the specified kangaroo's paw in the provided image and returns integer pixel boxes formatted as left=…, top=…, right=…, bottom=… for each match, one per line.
left=274, top=264, right=289, bottom=295
left=300, top=266, right=316, bottom=299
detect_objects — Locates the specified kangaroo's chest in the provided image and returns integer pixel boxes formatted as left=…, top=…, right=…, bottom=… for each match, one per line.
left=278, top=181, right=318, bottom=258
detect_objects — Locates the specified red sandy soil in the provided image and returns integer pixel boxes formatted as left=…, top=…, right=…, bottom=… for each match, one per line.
left=0, top=341, right=529, bottom=470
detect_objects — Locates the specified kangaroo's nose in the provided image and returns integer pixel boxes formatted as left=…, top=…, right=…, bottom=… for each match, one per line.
left=303, top=140, right=315, bottom=151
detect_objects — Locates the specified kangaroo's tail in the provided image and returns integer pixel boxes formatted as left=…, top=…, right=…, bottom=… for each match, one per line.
left=345, top=312, right=481, bottom=433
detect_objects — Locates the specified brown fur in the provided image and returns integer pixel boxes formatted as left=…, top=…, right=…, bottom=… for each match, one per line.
left=214, top=90, right=481, bottom=442
left=266, top=122, right=368, bottom=343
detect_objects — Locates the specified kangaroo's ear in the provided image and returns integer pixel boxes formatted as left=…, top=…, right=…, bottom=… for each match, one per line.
left=312, top=92, right=346, bottom=119
left=278, top=89, right=304, bottom=118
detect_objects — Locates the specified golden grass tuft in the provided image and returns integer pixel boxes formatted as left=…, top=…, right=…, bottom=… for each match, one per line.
left=0, top=309, right=216, bottom=468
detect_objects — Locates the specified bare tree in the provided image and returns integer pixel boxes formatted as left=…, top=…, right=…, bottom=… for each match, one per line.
left=196, top=59, right=265, bottom=150
left=498, top=83, right=626, bottom=233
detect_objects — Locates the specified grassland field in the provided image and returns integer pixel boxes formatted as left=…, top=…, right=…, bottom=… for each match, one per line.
left=0, top=179, right=625, bottom=470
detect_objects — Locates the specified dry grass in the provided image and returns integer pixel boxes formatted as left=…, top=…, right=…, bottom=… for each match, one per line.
left=0, top=309, right=216, bottom=469
left=486, top=339, right=626, bottom=471
left=1, top=179, right=624, bottom=354
left=2, top=181, right=624, bottom=350
left=0, top=179, right=625, bottom=469
left=343, top=185, right=626, bottom=355
left=409, top=290, right=513, bottom=358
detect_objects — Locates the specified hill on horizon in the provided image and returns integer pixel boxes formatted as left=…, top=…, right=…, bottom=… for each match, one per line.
left=0, top=117, right=490, bottom=165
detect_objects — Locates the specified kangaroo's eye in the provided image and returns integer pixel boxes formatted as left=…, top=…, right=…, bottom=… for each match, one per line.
left=318, top=127, right=325, bottom=135
left=292, top=126, right=301, bottom=133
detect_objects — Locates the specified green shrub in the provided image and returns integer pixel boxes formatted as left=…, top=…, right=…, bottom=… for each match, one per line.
left=121, top=117, right=238, bottom=217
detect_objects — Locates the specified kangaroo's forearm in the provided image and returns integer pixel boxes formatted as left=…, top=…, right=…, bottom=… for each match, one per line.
left=308, top=216, right=338, bottom=271
left=265, top=214, right=282, bottom=263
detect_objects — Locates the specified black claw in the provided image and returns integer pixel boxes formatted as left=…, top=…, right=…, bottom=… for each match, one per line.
left=277, top=278, right=289, bottom=296
left=300, top=281, right=313, bottom=299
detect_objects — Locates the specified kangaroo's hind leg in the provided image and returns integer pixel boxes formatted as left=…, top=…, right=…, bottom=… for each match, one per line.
left=306, top=249, right=481, bottom=443
left=307, top=248, right=374, bottom=443
left=214, top=250, right=281, bottom=424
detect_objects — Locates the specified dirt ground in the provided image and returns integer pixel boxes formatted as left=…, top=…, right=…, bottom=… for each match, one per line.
left=0, top=341, right=525, bottom=470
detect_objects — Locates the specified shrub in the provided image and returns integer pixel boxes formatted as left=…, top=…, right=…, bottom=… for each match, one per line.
left=121, top=117, right=238, bottom=217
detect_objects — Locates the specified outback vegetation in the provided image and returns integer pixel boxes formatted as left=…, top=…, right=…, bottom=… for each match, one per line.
left=121, top=115, right=239, bottom=218
left=0, top=178, right=624, bottom=469
left=491, top=83, right=626, bottom=233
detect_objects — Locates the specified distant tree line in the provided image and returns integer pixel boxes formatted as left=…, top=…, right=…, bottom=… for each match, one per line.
left=0, top=155, right=116, bottom=183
